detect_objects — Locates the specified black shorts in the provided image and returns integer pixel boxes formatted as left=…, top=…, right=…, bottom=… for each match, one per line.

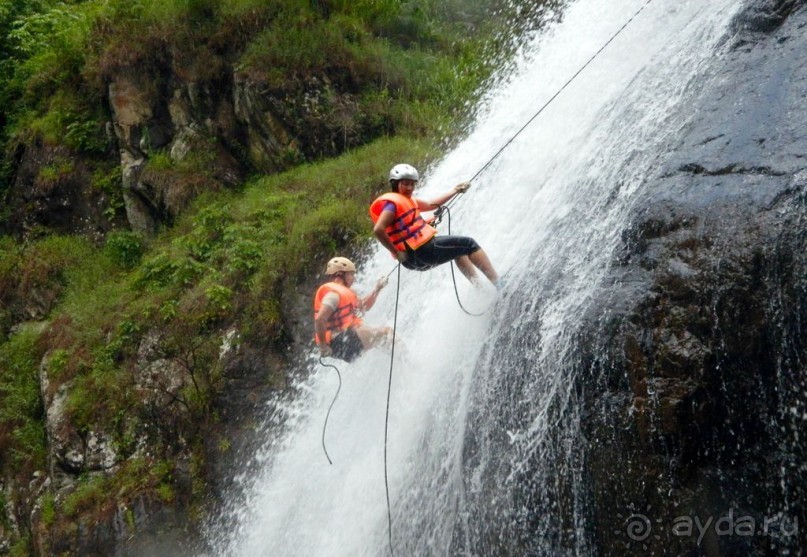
left=402, top=236, right=481, bottom=271
left=331, top=328, right=364, bottom=362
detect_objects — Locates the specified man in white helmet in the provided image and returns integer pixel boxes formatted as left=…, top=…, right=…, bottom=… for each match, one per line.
left=313, top=256, right=392, bottom=361
left=369, top=163, right=500, bottom=287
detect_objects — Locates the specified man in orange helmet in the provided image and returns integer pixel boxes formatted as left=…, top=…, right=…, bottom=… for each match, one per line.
left=313, top=256, right=393, bottom=362
left=370, top=163, right=500, bottom=288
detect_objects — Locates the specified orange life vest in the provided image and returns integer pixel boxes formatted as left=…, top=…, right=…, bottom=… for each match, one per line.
left=313, top=282, right=362, bottom=343
left=369, top=192, right=437, bottom=252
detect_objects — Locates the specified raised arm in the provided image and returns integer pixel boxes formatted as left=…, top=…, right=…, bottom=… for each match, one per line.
left=359, top=276, right=388, bottom=312
left=418, top=181, right=471, bottom=211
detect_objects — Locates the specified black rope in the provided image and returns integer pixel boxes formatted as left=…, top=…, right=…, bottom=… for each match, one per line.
left=369, top=1, right=657, bottom=548
left=443, top=205, right=488, bottom=317
left=383, top=263, right=402, bottom=556
left=319, top=357, right=342, bottom=465
left=317, top=268, right=399, bottom=554
left=443, top=0, right=655, bottom=213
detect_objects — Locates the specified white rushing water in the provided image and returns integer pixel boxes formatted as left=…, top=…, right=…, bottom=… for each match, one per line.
left=212, top=0, right=745, bottom=555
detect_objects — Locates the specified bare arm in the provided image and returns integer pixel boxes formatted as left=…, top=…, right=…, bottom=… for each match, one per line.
left=359, top=277, right=388, bottom=312
left=418, top=182, right=470, bottom=211
left=314, top=305, right=335, bottom=350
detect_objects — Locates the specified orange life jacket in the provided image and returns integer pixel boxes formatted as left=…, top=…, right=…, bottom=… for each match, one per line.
left=369, top=192, right=437, bottom=252
left=313, top=282, right=362, bottom=343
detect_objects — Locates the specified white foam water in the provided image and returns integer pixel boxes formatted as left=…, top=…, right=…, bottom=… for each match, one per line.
left=210, top=1, right=745, bottom=555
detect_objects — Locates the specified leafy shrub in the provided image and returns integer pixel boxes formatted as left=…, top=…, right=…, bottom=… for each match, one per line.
left=0, top=323, right=47, bottom=474
left=104, top=231, right=145, bottom=269
left=4, top=2, right=101, bottom=139
left=135, top=253, right=181, bottom=291
left=91, top=165, right=125, bottom=219
left=203, top=284, right=233, bottom=323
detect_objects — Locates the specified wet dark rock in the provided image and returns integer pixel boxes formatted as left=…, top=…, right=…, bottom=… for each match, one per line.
left=457, top=3, right=806, bottom=556
left=581, top=4, right=807, bottom=555
left=731, top=0, right=803, bottom=36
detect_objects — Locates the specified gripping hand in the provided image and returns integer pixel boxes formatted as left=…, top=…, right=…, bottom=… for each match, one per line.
left=454, top=181, right=471, bottom=194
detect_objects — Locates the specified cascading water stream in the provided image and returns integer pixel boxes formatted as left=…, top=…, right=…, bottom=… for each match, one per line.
left=211, top=0, right=747, bottom=555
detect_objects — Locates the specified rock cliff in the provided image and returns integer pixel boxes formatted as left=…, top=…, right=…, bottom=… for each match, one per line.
left=456, top=1, right=805, bottom=555
left=4, top=43, right=395, bottom=239
left=586, top=2, right=806, bottom=553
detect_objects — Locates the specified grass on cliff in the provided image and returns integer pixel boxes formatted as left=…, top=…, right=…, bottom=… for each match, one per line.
left=0, top=135, right=431, bottom=545
left=0, top=322, right=47, bottom=477
left=0, top=136, right=430, bottom=486
left=1, top=0, right=511, bottom=193
left=0, top=0, right=534, bottom=547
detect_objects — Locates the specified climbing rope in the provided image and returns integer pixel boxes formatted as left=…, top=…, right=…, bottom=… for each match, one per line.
left=372, top=1, right=658, bottom=549
left=383, top=263, right=402, bottom=556
left=444, top=205, right=489, bottom=317
left=431, top=0, right=657, bottom=313
left=318, top=265, right=399, bottom=553
left=442, top=0, right=655, bottom=214
left=319, top=357, right=342, bottom=465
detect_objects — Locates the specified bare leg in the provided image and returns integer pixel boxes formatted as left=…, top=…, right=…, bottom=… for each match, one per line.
left=469, top=248, right=499, bottom=285
left=356, top=326, right=394, bottom=350
left=454, top=255, right=480, bottom=283
left=357, top=326, right=410, bottom=361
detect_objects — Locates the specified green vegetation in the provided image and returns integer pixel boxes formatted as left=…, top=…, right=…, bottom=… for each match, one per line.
left=0, top=0, right=540, bottom=550
left=0, top=136, right=431, bottom=546
left=0, top=323, right=47, bottom=476
left=1, top=0, right=524, bottom=185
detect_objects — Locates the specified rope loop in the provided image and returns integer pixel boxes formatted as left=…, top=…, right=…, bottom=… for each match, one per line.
left=319, top=357, right=342, bottom=465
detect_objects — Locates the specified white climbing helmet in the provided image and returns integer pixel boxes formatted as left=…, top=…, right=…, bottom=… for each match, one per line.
left=388, top=163, right=419, bottom=183
left=325, top=256, right=356, bottom=276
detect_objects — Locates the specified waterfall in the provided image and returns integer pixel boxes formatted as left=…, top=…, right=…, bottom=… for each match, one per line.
left=211, top=0, right=748, bottom=555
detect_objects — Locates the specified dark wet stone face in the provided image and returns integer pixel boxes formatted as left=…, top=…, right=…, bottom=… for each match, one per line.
left=454, top=3, right=807, bottom=555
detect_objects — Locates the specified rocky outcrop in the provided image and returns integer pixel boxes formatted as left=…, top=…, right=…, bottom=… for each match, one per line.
left=580, top=2, right=807, bottom=555
left=40, top=355, right=120, bottom=477
left=456, top=2, right=806, bottom=556
left=107, top=66, right=394, bottom=235
left=22, top=330, right=210, bottom=556
left=109, top=70, right=245, bottom=235
left=3, top=35, right=398, bottom=239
